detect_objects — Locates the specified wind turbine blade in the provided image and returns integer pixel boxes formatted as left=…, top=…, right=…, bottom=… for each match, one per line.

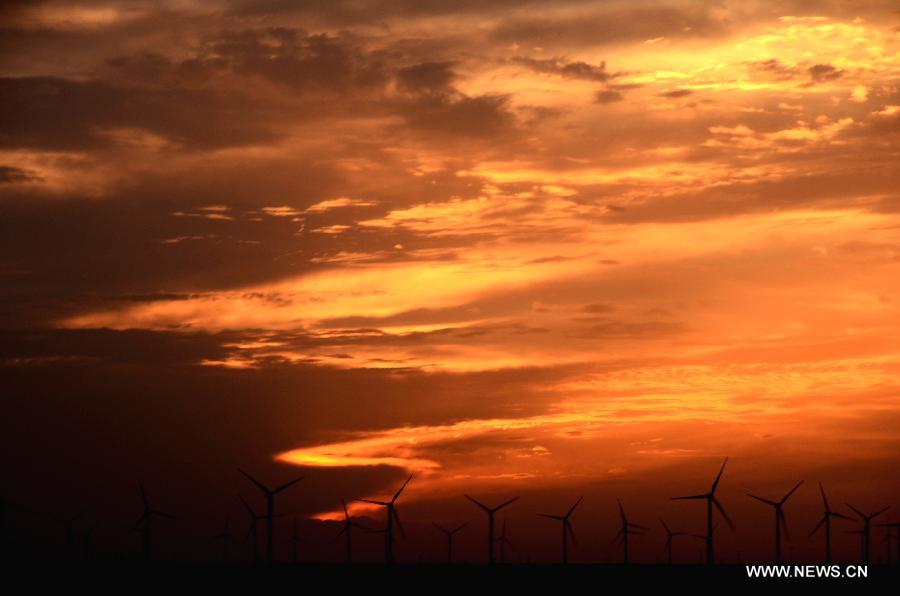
left=672, top=494, right=707, bottom=500
left=452, top=523, right=467, bottom=533
left=433, top=522, right=449, bottom=534
left=131, top=514, right=147, bottom=532
left=335, top=525, right=347, bottom=539
left=139, top=483, right=150, bottom=509
left=393, top=508, right=406, bottom=539
left=747, top=493, right=777, bottom=507
left=712, top=497, right=735, bottom=530
left=274, top=475, right=304, bottom=494
left=537, top=513, right=563, bottom=520
left=495, top=496, right=520, bottom=511
left=566, top=496, right=584, bottom=517
left=151, top=509, right=176, bottom=519
left=660, top=519, right=671, bottom=533
left=809, top=515, right=826, bottom=537
left=779, top=510, right=791, bottom=541
left=465, top=494, right=490, bottom=512
left=357, top=499, right=389, bottom=506
left=630, top=523, right=650, bottom=531
left=617, top=499, right=626, bottom=522
left=818, top=481, right=830, bottom=512
left=239, top=469, right=269, bottom=494
left=871, top=506, right=890, bottom=519
left=238, top=494, right=256, bottom=517
left=831, top=512, right=854, bottom=522
left=846, top=503, right=865, bottom=519
left=781, top=480, right=803, bottom=504
left=567, top=520, right=578, bottom=545
left=392, top=475, right=413, bottom=502
left=342, top=499, right=349, bottom=519
left=711, top=457, right=728, bottom=493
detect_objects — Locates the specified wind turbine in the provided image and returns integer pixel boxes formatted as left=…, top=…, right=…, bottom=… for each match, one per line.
left=47, top=508, right=87, bottom=561
left=846, top=503, right=890, bottom=563
left=287, top=518, right=301, bottom=564
left=433, top=522, right=466, bottom=563
left=672, top=457, right=734, bottom=564
left=809, top=482, right=852, bottom=564
left=83, top=522, right=99, bottom=562
left=660, top=519, right=687, bottom=564
left=874, top=519, right=900, bottom=566
left=336, top=499, right=366, bottom=564
left=613, top=499, right=648, bottom=564
left=211, top=515, right=234, bottom=564
left=495, top=519, right=517, bottom=563
left=238, top=494, right=265, bottom=564
left=132, top=484, right=174, bottom=562
left=0, top=498, right=33, bottom=557
left=465, top=494, right=519, bottom=564
left=747, top=480, right=803, bottom=564
left=238, top=468, right=304, bottom=565
left=537, top=496, right=582, bottom=564
left=357, top=475, right=412, bottom=565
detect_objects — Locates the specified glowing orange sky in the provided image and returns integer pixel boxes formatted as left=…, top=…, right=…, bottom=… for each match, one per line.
left=1, top=0, right=899, bottom=562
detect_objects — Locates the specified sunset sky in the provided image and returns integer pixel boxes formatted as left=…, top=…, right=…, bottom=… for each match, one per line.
left=2, top=0, right=899, bottom=563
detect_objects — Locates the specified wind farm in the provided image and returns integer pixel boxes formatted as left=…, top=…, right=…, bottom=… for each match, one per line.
left=1, top=0, right=899, bottom=586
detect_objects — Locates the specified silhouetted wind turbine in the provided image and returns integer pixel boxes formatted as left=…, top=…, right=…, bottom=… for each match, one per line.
left=495, top=519, right=517, bottom=564
left=465, top=494, right=519, bottom=564
left=433, top=522, right=466, bottom=563
left=846, top=503, right=890, bottom=563
left=613, top=500, right=648, bottom=564
left=211, top=515, right=234, bottom=564
left=672, top=457, right=734, bottom=564
left=132, top=484, right=174, bottom=562
left=537, top=496, right=582, bottom=564
left=336, top=499, right=366, bottom=564
left=661, top=519, right=687, bottom=565
left=83, top=522, right=98, bottom=562
left=809, top=482, right=852, bottom=564
left=847, top=528, right=866, bottom=562
left=0, top=498, right=32, bottom=555
left=357, top=475, right=412, bottom=565
left=747, top=480, right=803, bottom=564
left=287, top=518, right=301, bottom=564
left=238, top=494, right=264, bottom=564
left=47, top=508, right=87, bottom=561
left=875, top=519, right=900, bottom=566
left=239, top=468, right=304, bottom=565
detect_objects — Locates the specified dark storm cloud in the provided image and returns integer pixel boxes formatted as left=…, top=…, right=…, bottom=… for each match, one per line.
left=392, top=60, right=517, bottom=137
left=594, top=89, right=625, bottom=103
left=746, top=58, right=798, bottom=81
left=658, top=88, right=693, bottom=98
left=190, top=28, right=391, bottom=93
left=0, top=76, right=283, bottom=150
left=0, top=165, right=40, bottom=182
left=400, top=92, right=515, bottom=138
left=512, top=56, right=613, bottom=82
left=396, top=60, right=457, bottom=93
left=490, top=3, right=729, bottom=47
left=808, top=63, right=843, bottom=82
